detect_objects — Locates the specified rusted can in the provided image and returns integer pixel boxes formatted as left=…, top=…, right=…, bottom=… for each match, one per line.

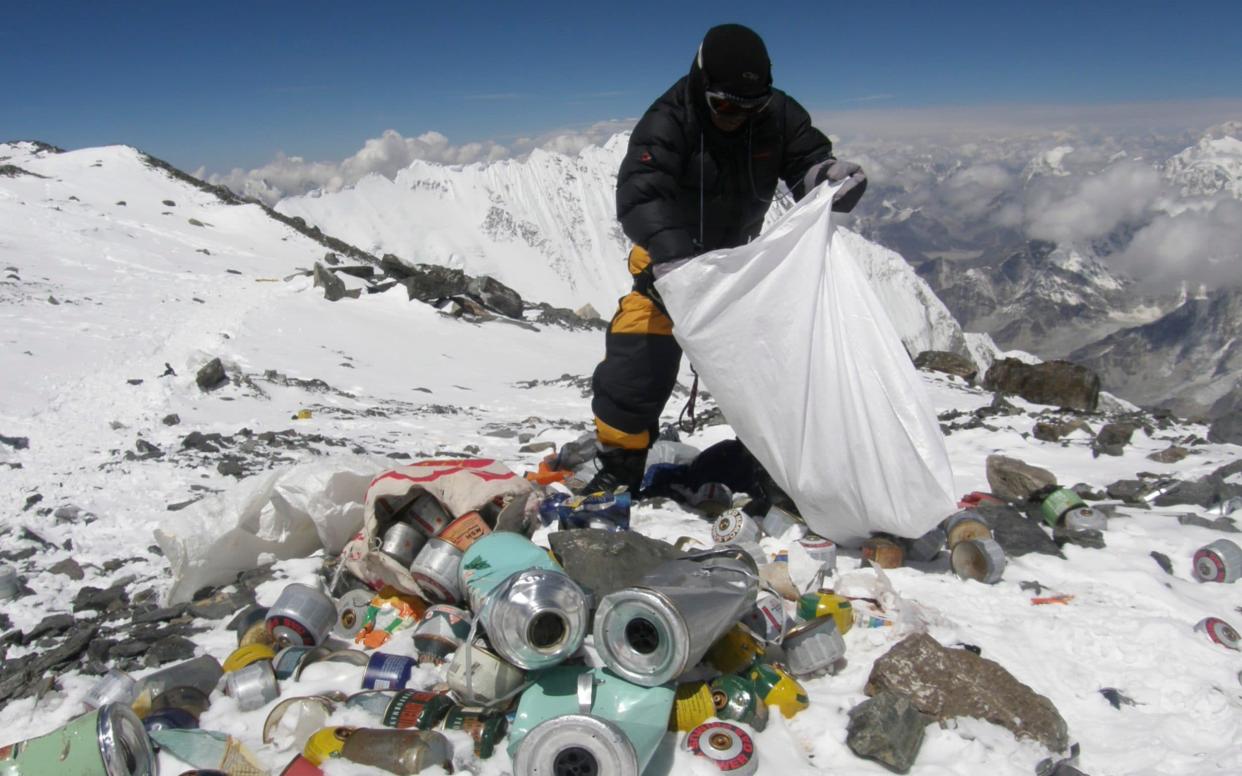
left=412, top=604, right=472, bottom=664
left=409, top=537, right=464, bottom=603
left=362, top=651, right=418, bottom=691
left=951, top=538, right=1006, bottom=584
left=705, top=624, right=766, bottom=674
left=151, top=686, right=211, bottom=720
left=781, top=615, right=846, bottom=678
left=272, top=645, right=314, bottom=680
left=439, top=511, right=492, bottom=553
left=709, top=675, right=769, bottom=731
left=0, top=564, right=19, bottom=600
left=84, top=669, right=139, bottom=711
left=1195, top=617, right=1240, bottom=650
left=225, top=660, right=280, bottom=711
left=409, top=491, right=455, bottom=537
left=861, top=536, right=904, bottom=568
left=712, top=509, right=764, bottom=545
left=302, top=726, right=352, bottom=766
left=512, top=714, right=637, bottom=776
left=338, top=728, right=453, bottom=774
left=228, top=604, right=272, bottom=647
left=267, top=583, right=336, bottom=647
left=685, top=721, right=758, bottom=776
left=796, top=591, right=854, bottom=636
left=740, top=587, right=787, bottom=645
left=446, top=640, right=528, bottom=707
left=796, top=534, right=838, bottom=577
left=669, top=682, right=715, bottom=732
left=1193, top=539, right=1242, bottom=583
left=443, top=706, right=508, bottom=759
left=748, top=663, right=809, bottom=719
left=223, top=643, right=277, bottom=673
left=944, top=510, right=992, bottom=548
left=1040, top=488, right=1086, bottom=527
left=381, top=522, right=425, bottom=567
left=0, top=703, right=156, bottom=776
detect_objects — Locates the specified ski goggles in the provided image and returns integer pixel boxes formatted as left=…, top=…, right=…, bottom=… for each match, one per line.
left=705, top=88, right=772, bottom=116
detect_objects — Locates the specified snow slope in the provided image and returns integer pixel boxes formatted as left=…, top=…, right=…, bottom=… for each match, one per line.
left=2, top=141, right=1241, bottom=775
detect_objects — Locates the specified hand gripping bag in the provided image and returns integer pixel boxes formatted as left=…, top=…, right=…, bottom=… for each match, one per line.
left=654, top=183, right=956, bottom=544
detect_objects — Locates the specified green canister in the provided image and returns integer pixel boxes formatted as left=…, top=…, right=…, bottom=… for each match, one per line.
left=443, top=706, right=508, bottom=759
left=709, top=675, right=769, bottom=731
left=1040, top=488, right=1085, bottom=527
left=0, top=704, right=156, bottom=776
left=508, top=665, right=674, bottom=773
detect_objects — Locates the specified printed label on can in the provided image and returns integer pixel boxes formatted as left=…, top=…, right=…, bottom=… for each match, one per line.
left=365, top=653, right=416, bottom=690
left=384, top=690, right=446, bottom=729
left=686, top=722, right=756, bottom=773
left=268, top=615, right=314, bottom=646
left=440, top=512, right=491, bottom=552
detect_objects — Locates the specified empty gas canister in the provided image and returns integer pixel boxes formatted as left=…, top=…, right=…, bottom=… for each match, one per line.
left=796, top=591, right=853, bottom=635
left=748, top=663, right=808, bottom=719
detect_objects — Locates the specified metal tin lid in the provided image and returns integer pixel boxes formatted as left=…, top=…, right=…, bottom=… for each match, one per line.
left=97, top=702, right=158, bottom=776
left=593, top=587, right=690, bottom=687
left=481, top=568, right=588, bottom=671
left=513, top=714, right=639, bottom=776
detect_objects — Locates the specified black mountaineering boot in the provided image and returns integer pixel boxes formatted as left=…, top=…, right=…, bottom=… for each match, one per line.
left=582, top=447, right=648, bottom=496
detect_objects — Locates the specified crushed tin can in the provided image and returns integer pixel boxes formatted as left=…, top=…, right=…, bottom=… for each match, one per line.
left=685, top=720, right=758, bottom=776
left=796, top=534, right=838, bottom=577
left=669, top=681, right=715, bottom=732
left=740, top=586, right=788, bottom=645
left=134, top=655, right=223, bottom=715
left=267, top=583, right=336, bottom=647
left=705, top=624, right=766, bottom=674
left=0, top=564, right=19, bottom=600
left=346, top=689, right=451, bottom=730
left=443, top=705, right=508, bottom=759
left=796, top=591, right=854, bottom=636
left=781, top=615, right=846, bottom=678
left=408, top=491, right=455, bottom=537
left=439, top=511, right=493, bottom=552
left=224, top=660, right=280, bottom=711
left=302, top=726, right=352, bottom=766
left=353, top=587, right=428, bottom=650
left=83, top=669, right=139, bottom=711
left=333, top=587, right=375, bottom=641
left=761, top=506, right=805, bottom=540
left=709, top=675, right=769, bottom=731
left=861, top=536, right=904, bottom=569
left=712, top=509, right=764, bottom=545
left=338, top=728, right=453, bottom=774
left=362, top=651, right=418, bottom=690
left=538, top=490, right=632, bottom=531
left=951, top=538, right=1007, bottom=584
left=150, top=728, right=266, bottom=774
left=380, top=522, right=425, bottom=567
left=223, top=643, right=277, bottom=673
left=272, top=645, right=315, bottom=681
left=228, top=604, right=272, bottom=647
left=263, top=696, right=338, bottom=752
left=409, top=537, right=464, bottom=604
left=748, top=663, right=809, bottom=719
left=446, top=640, right=528, bottom=707
left=1062, top=506, right=1107, bottom=532
left=412, top=604, right=472, bottom=664
left=594, top=554, right=758, bottom=687
left=0, top=703, right=156, bottom=776
left=944, top=510, right=993, bottom=548
left=151, top=686, right=212, bottom=720
left=512, top=714, right=637, bottom=776
left=1040, top=488, right=1086, bottom=527
left=1195, top=617, right=1240, bottom=650
left=1193, top=539, right=1242, bottom=583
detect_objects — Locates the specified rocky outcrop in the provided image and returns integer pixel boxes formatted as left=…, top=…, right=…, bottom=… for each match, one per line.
left=984, top=358, right=1100, bottom=412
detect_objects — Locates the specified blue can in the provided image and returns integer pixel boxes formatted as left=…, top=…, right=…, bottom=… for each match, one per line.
left=142, top=707, right=199, bottom=733
left=363, top=652, right=418, bottom=690
left=538, top=491, right=631, bottom=531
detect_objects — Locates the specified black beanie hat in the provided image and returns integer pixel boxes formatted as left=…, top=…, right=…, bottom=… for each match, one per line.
left=697, top=24, right=772, bottom=97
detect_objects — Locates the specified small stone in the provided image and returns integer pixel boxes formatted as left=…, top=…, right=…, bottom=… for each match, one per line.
left=144, top=636, right=198, bottom=667
left=1106, top=479, right=1152, bottom=503
left=518, top=440, right=556, bottom=454
left=131, top=605, right=189, bottom=625
left=162, top=413, right=181, bottom=426
left=196, top=358, right=228, bottom=391
left=1053, top=526, right=1106, bottom=549
left=73, top=584, right=129, bottom=613
left=217, top=458, right=244, bottom=477
left=22, top=614, right=76, bottom=644
left=1150, top=551, right=1174, bottom=575
left=313, top=262, right=358, bottom=302
left=181, top=431, right=221, bottom=453
left=162, top=199, right=176, bottom=206
left=188, top=588, right=250, bottom=620
left=49, top=558, right=85, bottom=580
left=109, top=639, right=151, bottom=658
left=986, top=455, right=1057, bottom=502
left=1147, top=445, right=1189, bottom=464
left=1177, top=514, right=1239, bottom=533
left=847, top=691, right=928, bottom=774
left=1092, top=422, right=1137, bottom=457
left=0, top=434, right=30, bottom=450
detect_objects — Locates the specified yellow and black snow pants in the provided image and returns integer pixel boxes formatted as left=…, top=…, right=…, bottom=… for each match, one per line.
left=590, top=246, right=684, bottom=451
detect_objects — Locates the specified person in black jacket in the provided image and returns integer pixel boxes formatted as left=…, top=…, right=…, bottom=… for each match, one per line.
left=583, top=23, right=867, bottom=494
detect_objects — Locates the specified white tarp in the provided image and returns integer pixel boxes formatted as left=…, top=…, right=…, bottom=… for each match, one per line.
left=655, top=183, right=957, bottom=544
left=155, top=456, right=381, bottom=603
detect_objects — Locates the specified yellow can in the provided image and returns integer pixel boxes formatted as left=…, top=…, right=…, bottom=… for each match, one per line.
left=749, top=663, right=810, bottom=718
left=705, top=624, right=766, bottom=674
left=223, top=643, right=277, bottom=673
left=303, top=726, right=354, bottom=765
left=669, top=681, right=715, bottom=732
left=796, top=592, right=853, bottom=636
left=239, top=620, right=276, bottom=648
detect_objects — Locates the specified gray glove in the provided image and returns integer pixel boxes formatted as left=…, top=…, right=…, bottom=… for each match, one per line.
left=809, top=159, right=868, bottom=212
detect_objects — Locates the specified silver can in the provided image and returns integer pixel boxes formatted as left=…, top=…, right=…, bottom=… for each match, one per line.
left=84, top=669, right=139, bottom=710
left=1062, top=507, right=1107, bottom=533
left=712, top=509, right=764, bottom=546
left=225, top=660, right=280, bottom=711
left=137, top=655, right=223, bottom=699
left=0, top=564, right=18, bottom=600
left=409, top=538, right=464, bottom=603
left=477, top=568, right=588, bottom=671
left=381, top=522, right=426, bottom=567
left=761, top=506, right=805, bottom=540
left=594, top=555, right=758, bottom=687
left=512, top=714, right=638, bottom=776
left=412, top=605, right=472, bottom=665
left=684, top=720, right=758, bottom=776
left=740, top=587, right=787, bottom=645
left=950, top=538, right=1007, bottom=584
left=1193, top=539, right=1242, bottom=583
left=409, top=491, right=454, bottom=537
left=446, top=640, right=528, bottom=707
left=781, top=615, right=846, bottom=678
left=797, top=534, right=838, bottom=576
left=267, top=583, right=337, bottom=647
left=334, top=587, right=375, bottom=640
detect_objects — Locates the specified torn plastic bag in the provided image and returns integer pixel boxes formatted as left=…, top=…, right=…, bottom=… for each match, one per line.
left=654, top=182, right=956, bottom=544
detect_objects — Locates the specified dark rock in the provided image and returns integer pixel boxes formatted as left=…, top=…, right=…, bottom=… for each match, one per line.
left=131, top=438, right=163, bottom=460
left=144, top=636, right=198, bottom=667
left=73, top=583, right=129, bottom=613
left=217, top=458, right=244, bottom=477
left=402, top=264, right=470, bottom=302
left=914, top=350, right=977, bottom=382
left=313, top=262, right=360, bottom=301
left=1071, top=483, right=1106, bottom=501
left=1105, top=479, right=1152, bottom=503
left=132, top=604, right=189, bottom=624
left=196, top=358, right=228, bottom=391
left=973, top=504, right=1063, bottom=558
left=162, top=199, right=176, bottom=206
left=109, top=639, right=151, bottom=658
left=335, top=265, right=375, bottom=280
left=181, top=431, right=222, bottom=453
left=846, top=691, right=927, bottom=773
left=549, top=529, right=685, bottom=601
left=23, top=493, right=42, bottom=511
left=49, top=557, right=85, bottom=580
left=986, top=455, right=1057, bottom=502
left=1155, top=478, right=1241, bottom=509
left=323, top=251, right=340, bottom=265
left=1092, top=422, right=1137, bottom=457
left=1150, top=551, right=1174, bottom=575
left=0, top=547, right=36, bottom=562
left=53, top=505, right=83, bottom=522
left=976, top=392, right=1021, bottom=418
left=1177, top=514, right=1238, bottom=533
left=983, top=358, right=1100, bottom=412
left=31, top=623, right=97, bottom=673
left=467, top=275, right=524, bottom=318
left=0, top=434, right=29, bottom=450
left=1147, top=445, right=1189, bottom=463
left=865, top=632, right=1069, bottom=753
left=380, top=253, right=411, bottom=278
left=163, top=413, right=181, bottom=426
left=1032, top=422, right=1063, bottom=442
left=518, top=441, right=556, bottom=454
left=1053, top=526, right=1106, bottom=549
left=188, top=588, right=251, bottom=620
left=1208, top=411, right=1242, bottom=445
left=188, top=218, right=205, bottom=227
left=22, top=614, right=76, bottom=644
left=1099, top=688, right=1137, bottom=710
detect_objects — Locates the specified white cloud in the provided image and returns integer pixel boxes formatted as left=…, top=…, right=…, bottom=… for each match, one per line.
left=941, top=163, right=1015, bottom=220
left=1115, top=198, right=1242, bottom=290
left=1025, top=161, right=1162, bottom=244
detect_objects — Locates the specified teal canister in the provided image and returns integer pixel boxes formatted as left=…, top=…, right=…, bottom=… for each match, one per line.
left=0, top=703, right=156, bottom=776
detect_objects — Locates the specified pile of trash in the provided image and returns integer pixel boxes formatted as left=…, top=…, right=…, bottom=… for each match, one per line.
left=3, top=443, right=1240, bottom=776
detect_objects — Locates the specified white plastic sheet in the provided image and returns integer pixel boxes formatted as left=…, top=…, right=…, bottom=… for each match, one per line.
left=655, top=183, right=957, bottom=544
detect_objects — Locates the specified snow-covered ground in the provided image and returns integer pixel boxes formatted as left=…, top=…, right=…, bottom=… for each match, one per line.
left=2, top=141, right=1241, bottom=775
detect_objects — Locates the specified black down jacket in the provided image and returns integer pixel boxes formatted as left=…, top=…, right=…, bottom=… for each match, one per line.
left=616, top=57, right=835, bottom=263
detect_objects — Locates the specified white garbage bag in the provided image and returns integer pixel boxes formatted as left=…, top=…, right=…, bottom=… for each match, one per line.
left=155, top=455, right=382, bottom=603
left=655, top=183, right=957, bottom=544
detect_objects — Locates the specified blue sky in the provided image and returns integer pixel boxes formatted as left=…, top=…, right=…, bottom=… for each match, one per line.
left=4, top=0, right=1241, bottom=174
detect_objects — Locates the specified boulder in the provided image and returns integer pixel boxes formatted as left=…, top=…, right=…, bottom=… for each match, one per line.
left=312, top=262, right=358, bottom=302
left=467, top=275, right=524, bottom=319
left=548, top=529, right=684, bottom=601
left=1208, top=411, right=1242, bottom=445
left=865, top=633, right=1069, bottom=753
left=846, top=691, right=928, bottom=774
left=914, top=350, right=977, bottom=382
left=983, top=358, right=1100, bottom=412
left=974, top=504, right=1063, bottom=558
left=195, top=358, right=228, bottom=392
left=1092, top=422, right=1137, bottom=457
left=986, top=454, right=1057, bottom=502
left=403, top=264, right=470, bottom=301
left=1147, top=445, right=1189, bottom=464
